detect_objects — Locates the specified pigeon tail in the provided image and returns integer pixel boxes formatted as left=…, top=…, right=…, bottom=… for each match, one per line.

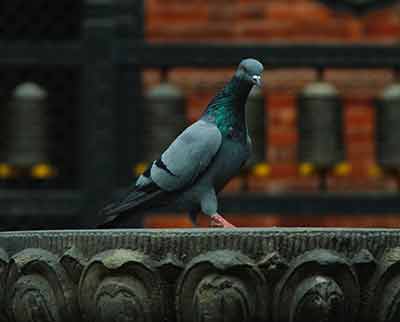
left=97, top=183, right=166, bottom=228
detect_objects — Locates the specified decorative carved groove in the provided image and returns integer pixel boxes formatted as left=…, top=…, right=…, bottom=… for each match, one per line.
left=363, top=247, right=400, bottom=322
left=0, top=249, right=9, bottom=322
left=5, top=248, right=78, bottom=322
left=176, top=250, right=268, bottom=322
left=273, top=249, right=360, bottom=322
left=0, top=229, right=399, bottom=321
left=78, top=249, right=164, bottom=322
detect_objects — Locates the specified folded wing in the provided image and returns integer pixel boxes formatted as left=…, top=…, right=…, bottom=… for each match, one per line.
left=97, top=119, right=222, bottom=227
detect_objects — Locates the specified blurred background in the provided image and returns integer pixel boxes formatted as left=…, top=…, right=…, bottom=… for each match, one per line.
left=2, top=0, right=400, bottom=230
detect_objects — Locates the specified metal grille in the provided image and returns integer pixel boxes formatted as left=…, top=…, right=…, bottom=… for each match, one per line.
left=0, top=0, right=82, bottom=41
left=0, top=66, right=80, bottom=188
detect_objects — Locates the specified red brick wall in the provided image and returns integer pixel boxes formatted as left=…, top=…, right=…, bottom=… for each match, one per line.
left=146, top=0, right=400, bottom=43
left=142, top=1, right=400, bottom=227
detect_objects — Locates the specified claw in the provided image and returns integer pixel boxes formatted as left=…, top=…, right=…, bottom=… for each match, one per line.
left=210, top=214, right=236, bottom=228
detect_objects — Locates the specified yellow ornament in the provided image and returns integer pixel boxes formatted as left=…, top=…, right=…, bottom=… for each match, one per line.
left=333, top=162, right=351, bottom=176
left=133, top=162, right=149, bottom=176
left=299, top=163, right=315, bottom=176
left=0, top=164, right=14, bottom=179
left=252, top=163, right=271, bottom=177
left=31, top=163, right=56, bottom=179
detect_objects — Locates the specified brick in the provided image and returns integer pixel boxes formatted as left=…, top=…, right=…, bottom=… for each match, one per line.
left=236, top=2, right=266, bottom=20
left=327, top=174, right=397, bottom=192
left=344, top=107, right=374, bottom=132
left=345, top=125, right=374, bottom=137
left=269, top=129, right=297, bottom=145
left=265, top=1, right=331, bottom=22
left=269, top=164, right=299, bottom=177
left=264, top=2, right=293, bottom=20
left=147, top=0, right=205, bottom=5
left=147, top=4, right=209, bottom=24
left=345, top=125, right=374, bottom=138
left=142, top=69, right=162, bottom=91
left=186, top=106, right=203, bottom=123
left=169, top=68, right=234, bottom=92
left=345, top=130, right=375, bottom=143
left=364, top=7, right=400, bottom=39
left=268, top=145, right=297, bottom=163
left=346, top=144, right=375, bottom=161
left=289, top=20, right=353, bottom=41
left=317, top=11, right=363, bottom=41
left=267, top=94, right=297, bottom=108
left=234, top=21, right=294, bottom=41
left=324, top=69, right=394, bottom=96
left=238, top=0, right=269, bottom=3
left=264, top=69, right=317, bottom=93
left=364, top=24, right=400, bottom=42
left=345, top=108, right=375, bottom=129
left=344, top=96, right=374, bottom=108
left=147, top=23, right=235, bottom=42
left=186, top=92, right=214, bottom=109
left=221, top=176, right=242, bottom=193
left=248, top=175, right=320, bottom=193
left=208, top=3, right=237, bottom=22
left=146, top=1, right=400, bottom=44
left=269, top=106, right=297, bottom=127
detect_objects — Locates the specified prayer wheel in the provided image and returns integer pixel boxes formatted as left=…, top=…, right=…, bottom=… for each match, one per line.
left=6, top=82, right=49, bottom=171
left=376, top=83, right=400, bottom=170
left=246, top=86, right=266, bottom=167
left=298, top=81, right=344, bottom=169
left=143, top=82, right=187, bottom=163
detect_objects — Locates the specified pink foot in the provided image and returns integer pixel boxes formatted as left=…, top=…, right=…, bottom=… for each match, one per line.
left=210, top=214, right=236, bottom=228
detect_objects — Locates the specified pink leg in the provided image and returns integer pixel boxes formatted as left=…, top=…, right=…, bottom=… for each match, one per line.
left=210, top=214, right=236, bottom=228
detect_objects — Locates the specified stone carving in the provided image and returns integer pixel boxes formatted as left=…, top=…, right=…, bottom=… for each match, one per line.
left=60, top=247, right=87, bottom=284
left=363, top=247, right=400, bottom=322
left=79, top=249, right=164, bottom=322
left=0, top=249, right=9, bottom=322
left=351, top=249, right=376, bottom=280
left=5, top=248, right=78, bottom=322
left=155, top=252, right=184, bottom=282
left=176, top=250, right=268, bottom=322
left=258, top=251, right=288, bottom=283
left=273, top=249, right=360, bottom=322
left=154, top=253, right=185, bottom=322
left=0, top=229, right=398, bottom=321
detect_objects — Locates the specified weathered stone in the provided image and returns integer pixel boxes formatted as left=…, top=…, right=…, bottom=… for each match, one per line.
left=0, top=228, right=399, bottom=321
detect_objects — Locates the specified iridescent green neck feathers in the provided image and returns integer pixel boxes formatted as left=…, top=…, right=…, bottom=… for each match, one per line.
left=202, top=76, right=252, bottom=137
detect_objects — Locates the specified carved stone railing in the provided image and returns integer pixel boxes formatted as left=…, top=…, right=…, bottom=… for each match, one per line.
left=0, top=228, right=400, bottom=322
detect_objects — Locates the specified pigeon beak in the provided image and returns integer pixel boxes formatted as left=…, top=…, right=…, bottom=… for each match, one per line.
left=251, top=75, right=262, bottom=87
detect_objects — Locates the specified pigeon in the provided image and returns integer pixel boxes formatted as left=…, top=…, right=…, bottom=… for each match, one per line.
left=97, top=58, right=264, bottom=228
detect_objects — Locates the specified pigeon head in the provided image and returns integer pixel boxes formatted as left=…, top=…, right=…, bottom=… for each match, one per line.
left=235, top=58, right=264, bottom=87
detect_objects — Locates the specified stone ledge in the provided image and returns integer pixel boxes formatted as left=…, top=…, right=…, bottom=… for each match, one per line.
left=0, top=228, right=399, bottom=322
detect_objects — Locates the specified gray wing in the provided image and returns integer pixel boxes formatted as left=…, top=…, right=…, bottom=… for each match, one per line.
left=143, top=119, right=222, bottom=192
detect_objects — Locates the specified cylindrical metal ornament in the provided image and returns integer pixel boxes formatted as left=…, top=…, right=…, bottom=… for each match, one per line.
left=246, top=86, right=267, bottom=167
left=142, top=82, right=187, bottom=163
left=298, top=81, right=344, bottom=169
left=6, top=82, right=49, bottom=168
left=376, top=83, right=400, bottom=170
